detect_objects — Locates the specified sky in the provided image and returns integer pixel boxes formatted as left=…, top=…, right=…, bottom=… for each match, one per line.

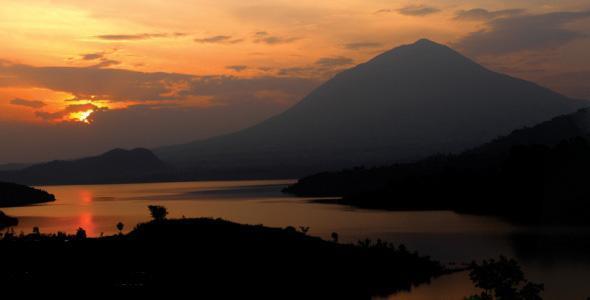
left=0, top=0, right=589, bottom=163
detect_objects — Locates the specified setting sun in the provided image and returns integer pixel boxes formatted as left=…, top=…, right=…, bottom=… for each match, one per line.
left=69, top=109, right=94, bottom=124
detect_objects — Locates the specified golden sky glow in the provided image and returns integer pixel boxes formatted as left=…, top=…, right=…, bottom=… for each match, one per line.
left=0, top=0, right=589, bottom=162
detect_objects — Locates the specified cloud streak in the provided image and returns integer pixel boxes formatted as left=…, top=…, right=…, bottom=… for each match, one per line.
left=35, top=103, right=103, bottom=122
left=455, top=11, right=590, bottom=56
left=194, top=35, right=243, bottom=44
left=397, top=5, right=440, bottom=16
left=95, top=33, right=186, bottom=41
left=454, top=8, right=526, bottom=21
left=10, top=98, right=46, bottom=108
left=253, top=32, right=299, bottom=45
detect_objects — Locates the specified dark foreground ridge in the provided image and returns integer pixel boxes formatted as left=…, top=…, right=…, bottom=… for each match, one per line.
left=0, top=216, right=443, bottom=298
left=0, top=181, right=55, bottom=207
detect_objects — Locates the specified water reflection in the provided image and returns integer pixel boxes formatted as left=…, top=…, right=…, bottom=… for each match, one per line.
left=2, top=180, right=590, bottom=299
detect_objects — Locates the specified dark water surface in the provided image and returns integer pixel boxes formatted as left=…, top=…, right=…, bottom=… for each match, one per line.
left=3, top=180, right=589, bottom=299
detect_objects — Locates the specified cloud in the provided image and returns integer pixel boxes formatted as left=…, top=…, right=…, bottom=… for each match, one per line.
left=95, top=33, right=169, bottom=41
left=454, top=8, right=526, bottom=21
left=455, top=11, right=590, bottom=56
left=91, top=59, right=121, bottom=69
left=185, top=76, right=319, bottom=104
left=397, top=5, right=440, bottom=16
left=194, top=35, right=243, bottom=44
left=277, top=57, right=354, bottom=77
left=0, top=60, right=319, bottom=108
left=344, top=42, right=383, bottom=50
left=81, top=52, right=105, bottom=60
left=315, top=57, right=354, bottom=68
left=226, top=65, right=248, bottom=72
left=0, top=62, right=193, bottom=101
left=35, top=103, right=103, bottom=122
left=253, top=32, right=299, bottom=45
left=10, top=98, right=46, bottom=108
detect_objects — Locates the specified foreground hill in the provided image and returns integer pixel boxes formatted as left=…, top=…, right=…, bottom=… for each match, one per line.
left=0, top=215, right=443, bottom=298
left=0, top=148, right=169, bottom=185
left=0, top=181, right=55, bottom=207
left=156, top=39, right=584, bottom=178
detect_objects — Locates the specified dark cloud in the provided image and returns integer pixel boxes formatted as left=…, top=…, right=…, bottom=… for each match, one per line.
left=226, top=65, right=248, bottom=72
left=375, top=9, right=393, bottom=14
left=277, top=67, right=314, bottom=77
left=95, top=33, right=169, bottom=41
left=315, top=57, right=354, bottom=68
left=35, top=103, right=104, bottom=122
left=454, top=8, right=526, bottom=21
left=0, top=62, right=193, bottom=101
left=81, top=52, right=105, bottom=60
left=277, top=57, right=354, bottom=77
left=186, top=76, right=319, bottom=104
left=194, top=35, right=243, bottom=44
left=0, top=61, right=319, bottom=108
left=253, top=32, right=299, bottom=45
left=455, top=11, right=590, bottom=56
left=344, top=42, right=383, bottom=50
left=95, top=32, right=186, bottom=41
left=10, top=98, right=46, bottom=108
left=91, top=59, right=121, bottom=69
left=397, top=5, right=440, bottom=16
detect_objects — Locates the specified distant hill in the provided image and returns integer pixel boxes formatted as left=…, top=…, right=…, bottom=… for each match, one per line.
left=0, top=181, right=55, bottom=207
left=468, top=108, right=590, bottom=156
left=284, top=108, right=590, bottom=224
left=0, top=163, right=31, bottom=172
left=156, top=39, right=585, bottom=178
left=0, top=148, right=169, bottom=185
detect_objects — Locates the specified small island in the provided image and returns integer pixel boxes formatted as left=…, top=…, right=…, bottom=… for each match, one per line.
left=0, top=181, right=55, bottom=207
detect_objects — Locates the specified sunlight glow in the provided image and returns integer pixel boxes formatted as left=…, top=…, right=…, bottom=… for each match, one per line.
left=69, top=109, right=94, bottom=124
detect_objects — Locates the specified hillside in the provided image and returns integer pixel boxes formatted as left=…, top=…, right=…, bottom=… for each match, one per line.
left=0, top=148, right=169, bottom=185
left=156, top=39, right=584, bottom=178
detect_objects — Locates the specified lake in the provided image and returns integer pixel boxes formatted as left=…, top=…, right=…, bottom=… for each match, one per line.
left=2, top=179, right=590, bottom=299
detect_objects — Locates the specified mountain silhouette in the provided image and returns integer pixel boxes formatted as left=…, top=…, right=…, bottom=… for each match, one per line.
left=284, top=108, right=590, bottom=224
left=467, top=108, right=590, bottom=156
left=0, top=148, right=169, bottom=185
left=155, top=39, right=585, bottom=178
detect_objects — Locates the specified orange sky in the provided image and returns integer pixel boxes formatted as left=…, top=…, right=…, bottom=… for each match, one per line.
left=0, top=0, right=589, bottom=162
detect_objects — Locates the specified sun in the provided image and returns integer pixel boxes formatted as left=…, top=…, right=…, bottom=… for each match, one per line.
left=69, top=109, right=94, bottom=124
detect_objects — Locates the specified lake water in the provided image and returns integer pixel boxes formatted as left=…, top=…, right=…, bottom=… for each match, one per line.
left=2, top=179, right=590, bottom=299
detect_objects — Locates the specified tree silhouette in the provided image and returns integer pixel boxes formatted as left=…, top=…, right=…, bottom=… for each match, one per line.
left=148, top=205, right=168, bottom=222
left=331, top=232, right=339, bottom=243
left=76, top=227, right=87, bottom=240
left=467, top=256, right=543, bottom=300
left=116, top=222, right=124, bottom=235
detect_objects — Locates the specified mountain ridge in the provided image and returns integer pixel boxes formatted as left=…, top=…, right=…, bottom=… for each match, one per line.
left=155, top=39, right=585, bottom=178
left=0, top=148, right=169, bottom=185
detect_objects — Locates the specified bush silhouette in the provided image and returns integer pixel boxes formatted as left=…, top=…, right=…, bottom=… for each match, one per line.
left=467, top=256, right=543, bottom=300
left=148, top=205, right=168, bottom=221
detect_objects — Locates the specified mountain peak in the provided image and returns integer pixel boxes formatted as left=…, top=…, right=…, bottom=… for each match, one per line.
left=156, top=40, right=583, bottom=178
left=366, top=38, right=469, bottom=68
left=412, top=38, right=440, bottom=46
